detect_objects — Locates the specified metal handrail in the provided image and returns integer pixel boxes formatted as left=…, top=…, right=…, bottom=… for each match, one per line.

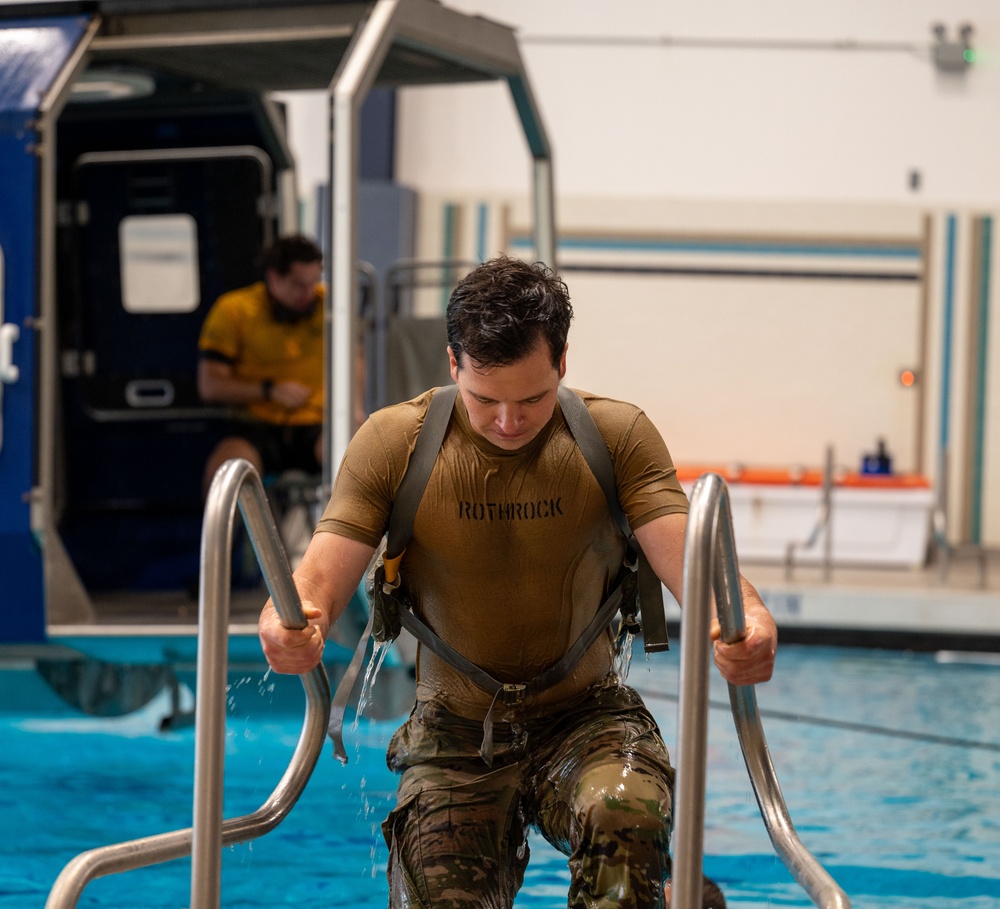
left=357, top=260, right=382, bottom=414
left=932, top=451, right=994, bottom=588
left=46, top=459, right=331, bottom=909
left=931, top=504, right=951, bottom=580
left=383, top=258, right=481, bottom=315
left=785, top=445, right=835, bottom=581
left=671, top=472, right=851, bottom=909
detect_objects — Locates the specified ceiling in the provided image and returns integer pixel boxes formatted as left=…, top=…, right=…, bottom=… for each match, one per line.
left=0, top=0, right=527, bottom=93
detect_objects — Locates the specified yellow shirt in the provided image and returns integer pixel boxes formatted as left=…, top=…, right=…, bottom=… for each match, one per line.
left=198, top=281, right=324, bottom=426
left=317, top=388, right=689, bottom=719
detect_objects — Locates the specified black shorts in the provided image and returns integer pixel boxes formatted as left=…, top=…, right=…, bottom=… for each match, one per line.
left=225, top=421, right=322, bottom=476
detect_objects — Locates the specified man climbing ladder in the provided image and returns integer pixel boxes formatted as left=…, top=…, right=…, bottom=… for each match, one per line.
left=258, top=255, right=777, bottom=908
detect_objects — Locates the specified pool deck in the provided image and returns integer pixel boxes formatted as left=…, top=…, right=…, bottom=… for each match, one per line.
left=678, top=548, right=1000, bottom=652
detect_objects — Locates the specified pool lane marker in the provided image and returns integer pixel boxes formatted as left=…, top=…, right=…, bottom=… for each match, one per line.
left=636, top=688, right=1000, bottom=753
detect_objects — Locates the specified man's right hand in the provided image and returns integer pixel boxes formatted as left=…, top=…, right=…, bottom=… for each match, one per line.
left=271, top=380, right=312, bottom=410
left=258, top=531, right=376, bottom=674
left=258, top=600, right=329, bottom=674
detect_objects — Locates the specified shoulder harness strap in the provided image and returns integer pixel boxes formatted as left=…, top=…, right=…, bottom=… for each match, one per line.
left=328, top=385, right=457, bottom=764
left=383, top=384, right=459, bottom=584
left=556, top=387, right=669, bottom=655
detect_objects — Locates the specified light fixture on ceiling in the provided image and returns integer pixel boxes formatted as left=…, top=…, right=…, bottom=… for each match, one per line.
left=69, top=68, right=156, bottom=103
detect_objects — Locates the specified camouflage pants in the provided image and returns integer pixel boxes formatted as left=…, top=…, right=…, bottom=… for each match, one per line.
left=382, top=682, right=674, bottom=909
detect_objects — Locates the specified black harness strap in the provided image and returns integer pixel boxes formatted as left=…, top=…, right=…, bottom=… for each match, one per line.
left=329, top=386, right=457, bottom=764
left=556, top=387, right=632, bottom=540
left=385, top=385, right=459, bottom=576
left=557, top=387, right=670, bottom=654
left=392, top=566, right=633, bottom=765
left=328, top=602, right=377, bottom=764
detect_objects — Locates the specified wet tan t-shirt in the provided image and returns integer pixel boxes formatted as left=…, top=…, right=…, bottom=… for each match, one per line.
left=316, top=387, right=688, bottom=720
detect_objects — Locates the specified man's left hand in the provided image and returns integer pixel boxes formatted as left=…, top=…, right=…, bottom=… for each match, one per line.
left=710, top=599, right=777, bottom=687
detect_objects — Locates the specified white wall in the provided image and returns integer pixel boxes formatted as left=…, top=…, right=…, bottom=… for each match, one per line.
left=396, top=0, right=1000, bottom=205
left=280, top=3, right=1000, bottom=206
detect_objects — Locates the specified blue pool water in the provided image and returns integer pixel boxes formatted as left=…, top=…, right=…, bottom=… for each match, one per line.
left=2, top=643, right=999, bottom=908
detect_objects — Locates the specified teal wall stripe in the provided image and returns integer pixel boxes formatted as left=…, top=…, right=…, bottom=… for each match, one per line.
left=969, top=216, right=992, bottom=543
left=508, top=234, right=921, bottom=260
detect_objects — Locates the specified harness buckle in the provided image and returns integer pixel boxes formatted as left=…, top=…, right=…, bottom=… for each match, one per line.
left=619, top=611, right=642, bottom=641
left=368, top=562, right=404, bottom=645
left=500, top=683, right=527, bottom=705
left=617, top=556, right=642, bottom=642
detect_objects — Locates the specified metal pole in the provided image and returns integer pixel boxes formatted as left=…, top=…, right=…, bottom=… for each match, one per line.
left=328, top=0, right=402, bottom=477
left=33, top=15, right=100, bottom=575
left=357, top=260, right=379, bottom=415
left=533, top=157, right=557, bottom=268
left=821, top=445, right=834, bottom=582
left=934, top=213, right=957, bottom=579
left=190, top=459, right=312, bottom=907
left=506, top=70, right=556, bottom=268
left=189, top=462, right=241, bottom=908
left=671, top=476, right=717, bottom=909
left=48, top=458, right=329, bottom=909
left=675, top=473, right=851, bottom=908
left=969, top=216, right=992, bottom=548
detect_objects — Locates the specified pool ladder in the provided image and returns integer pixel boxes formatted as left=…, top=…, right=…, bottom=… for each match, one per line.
left=46, top=463, right=849, bottom=908
left=45, top=458, right=332, bottom=909
left=671, top=472, right=851, bottom=909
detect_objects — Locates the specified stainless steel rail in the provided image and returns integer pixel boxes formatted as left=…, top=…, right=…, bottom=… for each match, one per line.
left=931, top=449, right=994, bottom=588
left=46, top=458, right=331, bottom=909
left=785, top=445, right=835, bottom=581
left=671, top=472, right=851, bottom=909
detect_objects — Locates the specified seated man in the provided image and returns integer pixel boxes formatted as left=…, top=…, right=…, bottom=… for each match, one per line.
left=197, top=234, right=325, bottom=492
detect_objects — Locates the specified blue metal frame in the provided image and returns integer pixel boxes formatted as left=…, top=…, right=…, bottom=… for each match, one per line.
left=0, top=15, right=91, bottom=642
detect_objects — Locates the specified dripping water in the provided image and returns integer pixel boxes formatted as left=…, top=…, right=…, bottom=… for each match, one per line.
left=352, top=640, right=393, bottom=730
left=613, top=629, right=636, bottom=682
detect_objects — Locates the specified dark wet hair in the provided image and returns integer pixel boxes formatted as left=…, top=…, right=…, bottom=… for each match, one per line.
left=702, top=877, right=727, bottom=909
left=446, top=255, right=573, bottom=370
left=261, top=234, right=322, bottom=276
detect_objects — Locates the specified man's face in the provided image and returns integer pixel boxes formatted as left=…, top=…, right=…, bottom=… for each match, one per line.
left=449, top=337, right=567, bottom=451
left=266, top=260, right=323, bottom=313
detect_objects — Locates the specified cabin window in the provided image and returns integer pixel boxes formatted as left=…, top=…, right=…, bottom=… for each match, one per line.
left=119, top=214, right=199, bottom=314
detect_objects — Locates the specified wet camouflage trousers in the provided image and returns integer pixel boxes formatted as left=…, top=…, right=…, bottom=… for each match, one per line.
left=382, top=682, right=675, bottom=909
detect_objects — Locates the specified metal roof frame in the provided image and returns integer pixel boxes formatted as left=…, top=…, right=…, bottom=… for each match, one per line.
left=12, top=0, right=554, bottom=488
